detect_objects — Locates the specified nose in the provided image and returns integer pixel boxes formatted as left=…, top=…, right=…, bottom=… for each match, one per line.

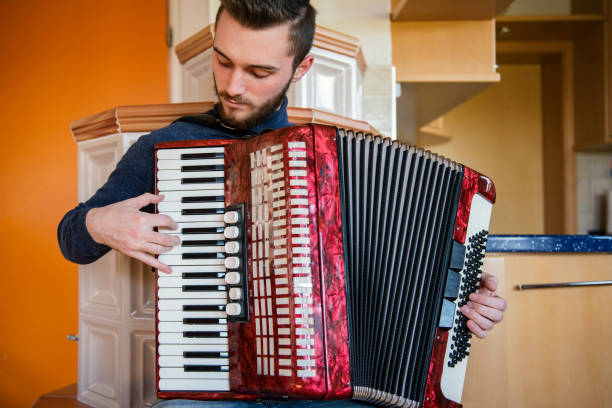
left=225, top=69, right=246, bottom=97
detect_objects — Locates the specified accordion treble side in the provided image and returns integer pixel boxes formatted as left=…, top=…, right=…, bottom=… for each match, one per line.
left=154, top=124, right=496, bottom=407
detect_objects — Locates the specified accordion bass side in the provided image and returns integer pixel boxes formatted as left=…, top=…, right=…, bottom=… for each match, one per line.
left=154, top=124, right=496, bottom=407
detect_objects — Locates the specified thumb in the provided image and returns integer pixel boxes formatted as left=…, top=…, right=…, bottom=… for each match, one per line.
left=125, top=193, right=164, bottom=209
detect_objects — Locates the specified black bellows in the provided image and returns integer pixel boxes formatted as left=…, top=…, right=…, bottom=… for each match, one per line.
left=336, top=129, right=463, bottom=406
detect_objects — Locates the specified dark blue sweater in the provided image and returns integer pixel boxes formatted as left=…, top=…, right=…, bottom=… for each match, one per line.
left=58, top=99, right=292, bottom=264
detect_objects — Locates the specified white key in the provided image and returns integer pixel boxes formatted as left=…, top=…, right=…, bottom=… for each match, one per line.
left=159, top=368, right=230, bottom=380
left=164, top=245, right=224, bottom=255
left=158, top=298, right=227, bottom=311
left=157, top=266, right=226, bottom=278
left=158, top=180, right=223, bottom=192
left=157, top=147, right=225, bottom=160
left=158, top=310, right=227, bottom=321
left=159, top=356, right=229, bottom=367
left=158, top=201, right=225, bottom=212
left=159, top=344, right=228, bottom=356
left=159, top=255, right=225, bottom=266
left=158, top=322, right=228, bottom=333
left=156, top=158, right=224, bottom=170
left=168, top=233, right=225, bottom=241
left=158, top=288, right=227, bottom=299
left=157, top=170, right=224, bottom=180
left=158, top=332, right=229, bottom=345
left=158, top=277, right=227, bottom=288
left=160, top=221, right=224, bottom=233
left=157, top=211, right=224, bottom=223
left=161, top=190, right=224, bottom=203
left=159, top=378, right=229, bottom=391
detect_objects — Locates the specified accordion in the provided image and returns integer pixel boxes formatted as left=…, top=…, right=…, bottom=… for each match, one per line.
left=154, top=124, right=496, bottom=407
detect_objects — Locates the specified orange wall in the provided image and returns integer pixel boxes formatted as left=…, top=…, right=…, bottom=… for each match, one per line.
left=0, top=2, right=168, bottom=406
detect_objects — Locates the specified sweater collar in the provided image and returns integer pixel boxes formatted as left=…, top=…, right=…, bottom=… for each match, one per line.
left=209, top=97, right=291, bottom=136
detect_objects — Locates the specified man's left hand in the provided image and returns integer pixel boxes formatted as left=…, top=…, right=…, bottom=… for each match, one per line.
left=460, top=272, right=507, bottom=339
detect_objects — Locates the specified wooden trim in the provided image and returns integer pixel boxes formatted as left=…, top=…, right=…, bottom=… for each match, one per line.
left=175, top=25, right=214, bottom=65
left=287, top=107, right=378, bottom=134
left=70, top=102, right=214, bottom=142
left=392, top=0, right=513, bottom=21
left=174, top=24, right=366, bottom=74
left=497, top=14, right=606, bottom=23
left=71, top=104, right=378, bottom=142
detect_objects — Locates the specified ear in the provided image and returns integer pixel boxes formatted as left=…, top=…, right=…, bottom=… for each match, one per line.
left=291, top=55, right=314, bottom=83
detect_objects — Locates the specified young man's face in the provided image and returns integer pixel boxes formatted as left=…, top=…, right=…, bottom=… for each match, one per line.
left=212, top=10, right=311, bottom=129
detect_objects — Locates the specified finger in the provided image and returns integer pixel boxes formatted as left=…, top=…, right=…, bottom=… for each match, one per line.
left=466, top=300, right=504, bottom=323
left=465, top=319, right=487, bottom=339
left=126, top=250, right=173, bottom=274
left=140, top=230, right=181, bottom=248
left=140, top=242, right=175, bottom=256
left=126, top=193, right=164, bottom=210
left=469, top=292, right=507, bottom=313
left=461, top=304, right=495, bottom=333
left=150, top=213, right=179, bottom=230
left=480, top=272, right=499, bottom=292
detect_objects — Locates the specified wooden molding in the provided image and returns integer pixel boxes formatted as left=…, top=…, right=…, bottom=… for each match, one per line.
left=175, top=25, right=214, bottom=65
left=174, top=24, right=366, bottom=74
left=70, top=102, right=214, bottom=142
left=71, top=103, right=378, bottom=142
left=392, top=0, right=513, bottom=21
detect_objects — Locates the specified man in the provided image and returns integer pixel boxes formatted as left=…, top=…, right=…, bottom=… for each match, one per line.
left=58, top=1, right=506, bottom=406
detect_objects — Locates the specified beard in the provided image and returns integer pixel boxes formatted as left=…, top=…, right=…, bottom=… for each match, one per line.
left=214, top=75, right=292, bottom=130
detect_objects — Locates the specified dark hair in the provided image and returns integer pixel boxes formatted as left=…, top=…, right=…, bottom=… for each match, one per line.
left=215, top=0, right=316, bottom=70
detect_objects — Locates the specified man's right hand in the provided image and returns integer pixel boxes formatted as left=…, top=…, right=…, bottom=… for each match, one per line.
left=85, top=193, right=179, bottom=273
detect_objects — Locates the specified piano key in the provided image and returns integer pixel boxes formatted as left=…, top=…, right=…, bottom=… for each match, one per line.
left=158, top=378, right=230, bottom=391
left=159, top=255, right=225, bottom=266
left=157, top=158, right=224, bottom=170
left=158, top=170, right=224, bottom=181
left=159, top=222, right=225, bottom=234
left=158, top=322, right=228, bottom=333
left=158, top=277, right=227, bottom=288
left=182, top=285, right=227, bottom=292
left=158, top=298, right=227, bottom=311
left=158, top=332, right=229, bottom=345
left=159, top=344, right=228, bottom=355
left=157, top=211, right=224, bottom=223
left=183, top=331, right=228, bottom=339
left=158, top=310, right=227, bottom=321
left=158, top=180, right=223, bottom=192
left=157, top=266, right=226, bottom=278
left=158, top=201, right=225, bottom=212
left=157, top=147, right=225, bottom=160
left=161, top=190, right=224, bottom=203
left=164, top=245, right=225, bottom=255
left=159, top=367, right=230, bottom=380
left=159, top=356, right=229, bottom=367
left=158, top=288, right=227, bottom=299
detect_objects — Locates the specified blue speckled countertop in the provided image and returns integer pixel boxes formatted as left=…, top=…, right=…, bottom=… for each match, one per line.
left=486, top=235, right=612, bottom=253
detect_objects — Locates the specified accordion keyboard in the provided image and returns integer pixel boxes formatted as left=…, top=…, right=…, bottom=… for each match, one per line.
left=155, top=146, right=238, bottom=392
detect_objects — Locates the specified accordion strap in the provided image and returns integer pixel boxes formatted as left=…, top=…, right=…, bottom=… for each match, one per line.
left=173, top=113, right=269, bottom=138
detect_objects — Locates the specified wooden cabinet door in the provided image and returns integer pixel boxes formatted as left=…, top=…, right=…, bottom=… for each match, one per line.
left=462, top=254, right=612, bottom=408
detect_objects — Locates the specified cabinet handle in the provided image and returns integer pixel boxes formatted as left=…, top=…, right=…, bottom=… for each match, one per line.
left=516, top=280, right=612, bottom=290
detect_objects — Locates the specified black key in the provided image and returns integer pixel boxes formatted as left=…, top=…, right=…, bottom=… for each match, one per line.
left=182, top=196, right=224, bottom=203
left=182, top=240, right=225, bottom=247
left=183, top=304, right=225, bottom=311
left=184, top=365, right=229, bottom=372
left=182, top=253, right=225, bottom=260
left=181, top=177, right=224, bottom=184
left=184, top=351, right=227, bottom=358
left=184, top=331, right=226, bottom=338
left=181, top=165, right=224, bottom=172
left=183, top=318, right=225, bottom=325
left=183, top=285, right=226, bottom=292
left=181, top=152, right=224, bottom=160
left=182, top=227, right=224, bottom=234
left=182, top=273, right=225, bottom=279
left=182, top=208, right=224, bottom=215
